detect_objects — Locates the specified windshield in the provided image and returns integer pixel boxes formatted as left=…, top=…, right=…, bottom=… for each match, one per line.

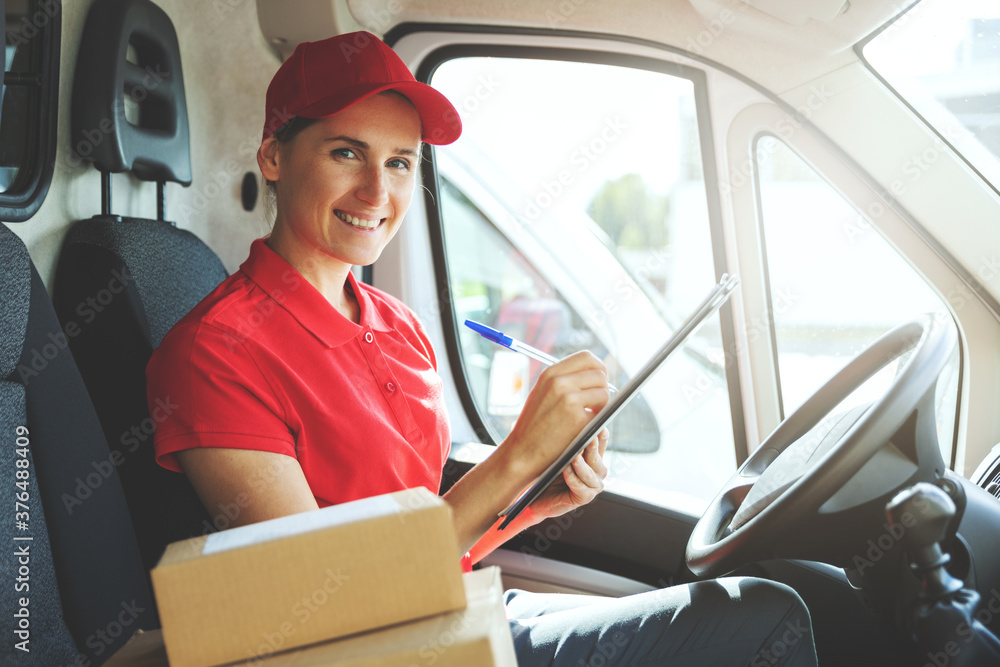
left=862, top=0, right=1000, bottom=189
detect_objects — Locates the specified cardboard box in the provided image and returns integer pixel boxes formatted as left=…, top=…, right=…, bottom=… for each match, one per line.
left=151, top=488, right=466, bottom=667
left=106, top=568, right=517, bottom=667
left=253, top=567, right=517, bottom=666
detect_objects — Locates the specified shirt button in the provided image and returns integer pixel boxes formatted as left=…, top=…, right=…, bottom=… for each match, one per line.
left=364, top=331, right=374, bottom=343
left=385, top=382, right=396, bottom=392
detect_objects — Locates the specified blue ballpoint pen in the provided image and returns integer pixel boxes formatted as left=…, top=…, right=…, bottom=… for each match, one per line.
left=464, top=320, right=618, bottom=392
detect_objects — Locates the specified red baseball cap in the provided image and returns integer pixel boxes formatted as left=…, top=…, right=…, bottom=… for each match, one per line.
left=262, top=31, right=462, bottom=145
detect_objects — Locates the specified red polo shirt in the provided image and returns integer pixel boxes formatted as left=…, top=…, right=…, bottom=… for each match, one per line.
left=146, top=238, right=451, bottom=507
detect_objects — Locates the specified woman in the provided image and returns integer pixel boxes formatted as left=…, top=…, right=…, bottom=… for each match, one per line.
left=147, top=31, right=817, bottom=666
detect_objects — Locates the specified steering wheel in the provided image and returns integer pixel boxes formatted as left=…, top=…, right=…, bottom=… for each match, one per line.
left=686, top=314, right=957, bottom=578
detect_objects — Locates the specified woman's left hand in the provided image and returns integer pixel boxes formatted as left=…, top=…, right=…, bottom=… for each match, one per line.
left=529, top=427, right=610, bottom=520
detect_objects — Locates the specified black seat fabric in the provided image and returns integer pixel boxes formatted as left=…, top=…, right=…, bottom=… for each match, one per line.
left=54, top=216, right=227, bottom=573
left=1, top=223, right=156, bottom=665
left=59, top=216, right=227, bottom=348
left=56, top=0, right=229, bottom=574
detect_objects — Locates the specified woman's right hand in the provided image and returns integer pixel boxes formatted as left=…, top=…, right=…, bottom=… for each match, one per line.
left=442, top=350, right=611, bottom=554
left=496, top=350, right=611, bottom=483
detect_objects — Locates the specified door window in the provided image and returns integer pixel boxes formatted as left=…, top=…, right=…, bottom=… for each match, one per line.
left=863, top=0, right=1000, bottom=189
left=431, top=55, right=735, bottom=508
left=1, top=0, right=60, bottom=220
left=755, top=135, right=960, bottom=462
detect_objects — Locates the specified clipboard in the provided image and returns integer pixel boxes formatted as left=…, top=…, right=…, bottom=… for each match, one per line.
left=497, top=273, right=740, bottom=529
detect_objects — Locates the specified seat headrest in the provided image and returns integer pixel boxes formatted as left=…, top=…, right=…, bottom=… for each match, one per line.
left=71, top=0, right=191, bottom=185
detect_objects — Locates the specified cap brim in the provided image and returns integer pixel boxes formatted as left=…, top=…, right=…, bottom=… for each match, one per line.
left=295, top=80, right=462, bottom=146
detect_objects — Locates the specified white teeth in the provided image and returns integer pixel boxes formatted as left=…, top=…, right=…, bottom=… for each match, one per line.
left=337, top=210, right=380, bottom=229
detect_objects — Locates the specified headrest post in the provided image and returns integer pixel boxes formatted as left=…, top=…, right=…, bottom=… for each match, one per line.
left=101, top=171, right=112, bottom=216
left=157, top=181, right=166, bottom=222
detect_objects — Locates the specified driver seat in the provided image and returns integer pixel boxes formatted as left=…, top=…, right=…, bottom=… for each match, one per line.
left=0, top=223, right=156, bottom=664
left=53, top=0, right=227, bottom=575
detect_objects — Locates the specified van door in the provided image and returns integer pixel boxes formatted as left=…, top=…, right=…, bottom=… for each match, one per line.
left=373, top=24, right=974, bottom=589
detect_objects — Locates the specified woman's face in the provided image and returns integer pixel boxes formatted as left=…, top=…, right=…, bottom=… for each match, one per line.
left=261, top=92, right=423, bottom=269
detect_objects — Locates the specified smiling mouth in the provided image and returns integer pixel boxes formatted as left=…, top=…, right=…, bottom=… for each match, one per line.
left=335, top=210, right=384, bottom=230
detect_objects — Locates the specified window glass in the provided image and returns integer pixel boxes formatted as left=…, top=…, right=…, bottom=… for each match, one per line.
left=863, top=0, right=1000, bottom=188
left=756, top=136, right=959, bottom=462
left=432, top=56, right=733, bottom=509
left=1, top=0, right=59, bottom=217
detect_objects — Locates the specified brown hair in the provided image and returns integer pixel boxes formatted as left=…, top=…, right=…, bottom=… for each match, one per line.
left=271, top=115, right=320, bottom=144
left=262, top=116, right=319, bottom=223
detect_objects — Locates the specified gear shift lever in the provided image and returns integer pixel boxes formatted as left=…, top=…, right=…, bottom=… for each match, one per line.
left=886, top=483, right=1000, bottom=666
left=887, top=483, right=964, bottom=599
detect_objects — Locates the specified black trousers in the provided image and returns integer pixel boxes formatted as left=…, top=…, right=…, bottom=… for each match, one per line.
left=506, top=576, right=818, bottom=666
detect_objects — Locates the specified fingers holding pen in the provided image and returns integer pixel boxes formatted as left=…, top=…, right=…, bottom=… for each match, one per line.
left=534, top=351, right=611, bottom=412
left=500, top=351, right=610, bottom=478
left=543, top=349, right=609, bottom=378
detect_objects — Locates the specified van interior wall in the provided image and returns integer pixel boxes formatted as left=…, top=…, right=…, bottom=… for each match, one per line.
left=9, top=0, right=921, bottom=294
left=10, top=0, right=280, bottom=290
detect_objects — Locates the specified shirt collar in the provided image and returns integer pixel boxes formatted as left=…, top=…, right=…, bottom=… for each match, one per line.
left=239, top=238, right=392, bottom=348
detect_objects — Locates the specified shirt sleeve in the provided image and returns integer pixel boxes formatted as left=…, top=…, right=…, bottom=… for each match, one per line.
left=146, top=321, right=296, bottom=472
